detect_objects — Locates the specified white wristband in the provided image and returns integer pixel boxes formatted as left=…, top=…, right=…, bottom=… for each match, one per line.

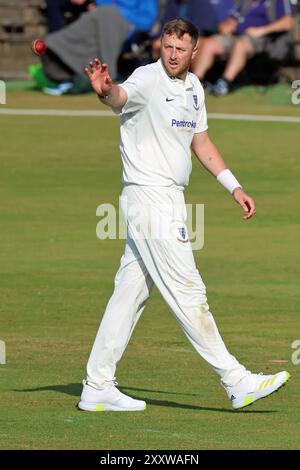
left=216, top=169, right=242, bottom=194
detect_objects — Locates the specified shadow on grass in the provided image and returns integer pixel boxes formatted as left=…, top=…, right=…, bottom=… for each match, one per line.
left=14, top=383, right=277, bottom=414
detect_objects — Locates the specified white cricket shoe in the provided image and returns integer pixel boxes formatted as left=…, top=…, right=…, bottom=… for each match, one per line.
left=77, top=380, right=146, bottom=412
left=225, top=371, right=290, bottom=410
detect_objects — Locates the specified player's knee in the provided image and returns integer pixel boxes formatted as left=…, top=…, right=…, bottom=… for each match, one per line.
left=204, top=37, right=224, bottom=56
left=233, top=37, right=253, bottom=55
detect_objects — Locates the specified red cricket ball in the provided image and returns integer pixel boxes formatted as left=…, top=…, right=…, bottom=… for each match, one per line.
left=31, top=39, right=47, bottom=56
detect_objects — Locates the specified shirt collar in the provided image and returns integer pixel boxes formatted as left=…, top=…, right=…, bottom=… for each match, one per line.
left=157, top=58, right=193, bottom=91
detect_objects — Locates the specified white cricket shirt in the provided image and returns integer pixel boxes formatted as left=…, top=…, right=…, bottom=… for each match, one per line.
left=118, top=58, right=208, bottom=187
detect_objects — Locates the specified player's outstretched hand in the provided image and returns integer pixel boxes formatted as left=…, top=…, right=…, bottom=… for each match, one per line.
left=84, top=58, right=112, bottom=96
left=233, top=188, right=256, bottom=220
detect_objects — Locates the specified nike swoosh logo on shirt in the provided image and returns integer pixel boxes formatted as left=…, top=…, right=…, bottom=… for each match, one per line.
left=166, top=98, right=175, bottom=102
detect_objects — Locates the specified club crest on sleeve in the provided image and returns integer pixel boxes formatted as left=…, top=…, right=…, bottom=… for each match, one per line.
left=193, top=94, right=199, bottom=110
left=178, top=226, right=188, bottom=243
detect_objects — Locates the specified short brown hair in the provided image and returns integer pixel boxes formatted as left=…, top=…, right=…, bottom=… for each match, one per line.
left=161, top=18, right=199, bottom=48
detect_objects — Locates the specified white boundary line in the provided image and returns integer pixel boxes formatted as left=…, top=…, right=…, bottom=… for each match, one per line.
left=208, top=113, right=300, bottom=123
left=0, top=108, right=114, bottom=117
left=0, top=108, right=300, bottom=123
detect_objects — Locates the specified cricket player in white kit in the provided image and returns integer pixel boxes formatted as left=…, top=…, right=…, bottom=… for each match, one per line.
left=78, top=19, right=290, bottom=412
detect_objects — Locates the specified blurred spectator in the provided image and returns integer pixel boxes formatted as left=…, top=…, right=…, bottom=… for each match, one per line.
left=192, top=0, right=296, bottom=95
left=45, top=0, right=96, bottom=32
left=152, top=0, right=234, bottom=59
left=38, top=1, right=158, bottom=94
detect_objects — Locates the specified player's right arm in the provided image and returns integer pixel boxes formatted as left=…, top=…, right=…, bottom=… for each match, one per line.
left=85, top=58, right=128, bottom=108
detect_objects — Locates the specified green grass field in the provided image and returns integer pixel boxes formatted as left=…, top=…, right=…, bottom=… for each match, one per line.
left=0, top=88, right=299, bottom=450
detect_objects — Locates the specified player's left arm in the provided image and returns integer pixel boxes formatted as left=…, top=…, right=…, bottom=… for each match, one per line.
left=191, top=130, right=256, bottom=220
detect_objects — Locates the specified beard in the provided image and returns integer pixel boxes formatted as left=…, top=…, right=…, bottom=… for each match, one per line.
left=161, top=57, right=191, bottom=80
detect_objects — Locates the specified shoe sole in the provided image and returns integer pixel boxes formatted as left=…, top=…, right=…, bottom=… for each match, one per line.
left=77, top=401, right=146, bottom=412
left=232, top=372, right=291, bottom=410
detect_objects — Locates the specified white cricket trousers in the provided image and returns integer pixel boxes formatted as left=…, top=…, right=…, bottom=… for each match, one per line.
left=86, top=184, right=248, bottom=389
